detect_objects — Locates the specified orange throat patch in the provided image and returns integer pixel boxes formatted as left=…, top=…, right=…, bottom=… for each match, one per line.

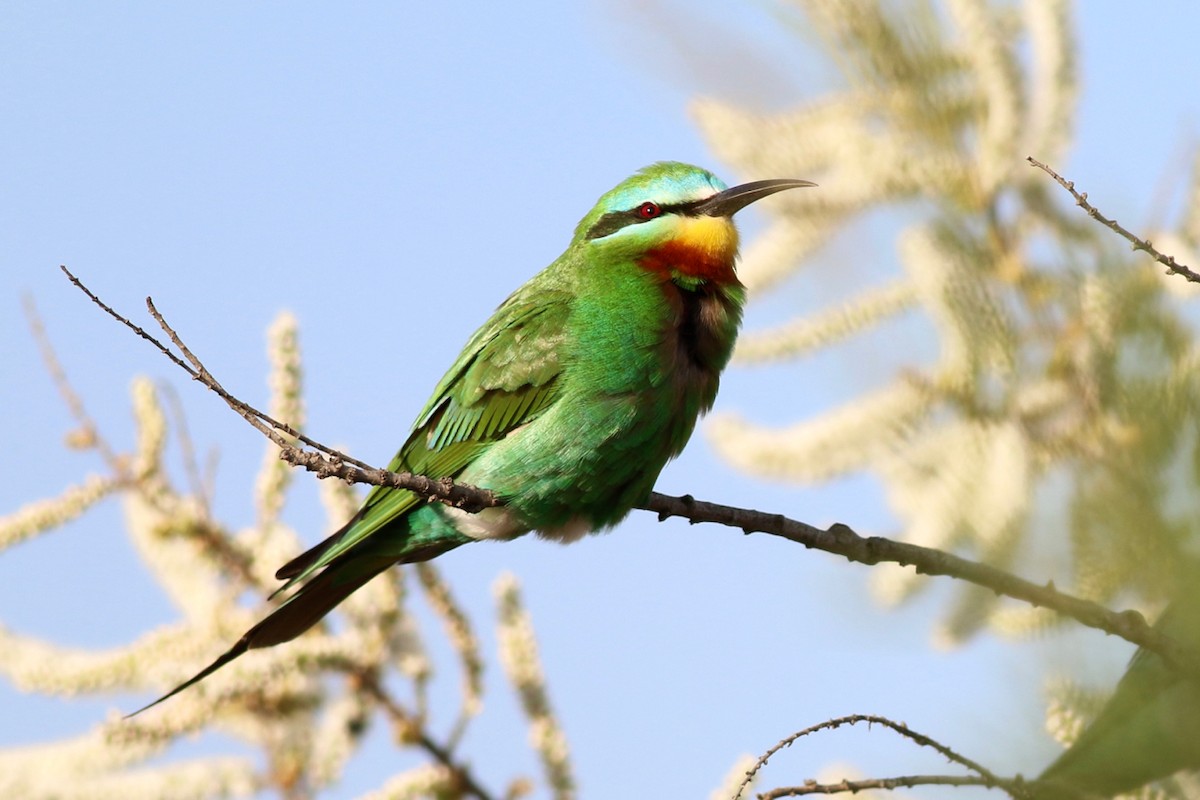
left=639, top=215, right=740, bottom=284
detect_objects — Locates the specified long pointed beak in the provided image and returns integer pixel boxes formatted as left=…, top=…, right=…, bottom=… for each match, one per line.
left=694, top=178, right=816, bottom=217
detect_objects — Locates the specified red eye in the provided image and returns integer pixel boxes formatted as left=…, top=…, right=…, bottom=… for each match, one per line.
left=637, top=201, right=661, bottom=220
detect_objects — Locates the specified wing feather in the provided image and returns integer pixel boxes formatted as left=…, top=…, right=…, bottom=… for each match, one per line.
left=274, top=292, right=570, bottom=587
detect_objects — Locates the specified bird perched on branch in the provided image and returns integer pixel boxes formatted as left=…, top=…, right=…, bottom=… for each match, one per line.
left=134, top=161, right=814, bottom=713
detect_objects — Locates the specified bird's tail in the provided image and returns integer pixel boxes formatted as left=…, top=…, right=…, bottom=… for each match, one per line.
left=128, top=522, right=470, bottom=716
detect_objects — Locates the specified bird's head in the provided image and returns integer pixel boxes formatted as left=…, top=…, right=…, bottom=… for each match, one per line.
left=574, top=162, right=814, bottom=288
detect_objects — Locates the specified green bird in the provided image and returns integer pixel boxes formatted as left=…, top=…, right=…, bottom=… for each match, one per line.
left=1034, top=596, right=1200, bottom=798
left=134, top=162, right=813, bottom=713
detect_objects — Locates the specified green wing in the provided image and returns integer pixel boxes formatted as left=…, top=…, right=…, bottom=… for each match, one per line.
left=274, top=290, right=570, bottom=588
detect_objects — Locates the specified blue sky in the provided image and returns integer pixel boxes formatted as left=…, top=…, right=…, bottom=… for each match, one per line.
left=3, top=2, right=1200, bottom=798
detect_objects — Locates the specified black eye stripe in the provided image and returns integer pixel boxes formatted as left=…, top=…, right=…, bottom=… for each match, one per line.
left=584, top=211, right=639, bottom=240
left=584, top=198, right=707, bottom=240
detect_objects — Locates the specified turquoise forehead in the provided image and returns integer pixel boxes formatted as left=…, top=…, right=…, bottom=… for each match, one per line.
left=597, top=162, right=728, bottom=211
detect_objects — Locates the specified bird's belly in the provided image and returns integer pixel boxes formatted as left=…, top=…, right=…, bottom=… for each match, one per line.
left=454, top=384, right=702, bottom=540
left=439, top=504, right=523, bottom=541
left=536, top=515, right=592, bottom=543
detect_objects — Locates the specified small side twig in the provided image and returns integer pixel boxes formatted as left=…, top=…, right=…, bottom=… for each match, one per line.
left=23, top=294, right=122, bottom=473
left=758, top=774, right=1022, bottom=798
left=355, top=669, right=498, bottom=800
left=1026, top=156, right=1200, bottom=282
left=61, top=266, right=500, bottom=514
left=733, top=715, right=1005, bottom=800
left=28, top=286, right=260, bottom=589
left=736, top=715, right=1033, bottom=799
left=159, top=382, right=213, bottom=517
left=415, top=561, right=484, bottom=751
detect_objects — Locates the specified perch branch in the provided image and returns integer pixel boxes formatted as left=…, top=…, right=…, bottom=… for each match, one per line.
left=62, top=267, right=1200, bottom=677
left=642, top=493, right=1200, bottom=679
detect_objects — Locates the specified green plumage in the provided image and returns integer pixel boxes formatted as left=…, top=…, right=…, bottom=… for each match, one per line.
left=133, top=162, right=813, bottom=713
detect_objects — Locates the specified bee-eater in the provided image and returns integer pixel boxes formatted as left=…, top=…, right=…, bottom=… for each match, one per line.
left=134, top=162, right=814, bottom=713
left=1034, top=595, right=1200, bottom=798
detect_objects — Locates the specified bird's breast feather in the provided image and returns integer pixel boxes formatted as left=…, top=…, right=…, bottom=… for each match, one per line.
left=639, top=216, right=739, bottom=282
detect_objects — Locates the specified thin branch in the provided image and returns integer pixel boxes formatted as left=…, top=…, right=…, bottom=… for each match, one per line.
left=195, top=517, right=264, bottom=592
left=355, top=669, right=498, bottom=800
left=758, top=774, right=1023, bottom=798
left=22, top=294, right=123, bottom=473
left=416, top=561, right=484, bottom=752
left=1026, top=156, right=1200, bottom=282
left=62, top=264, right=380, bottom=470
left=61, top=266, right=500, bottom=513
left=277, top=448, right=500, bottom=513
left=733, top=714, right=999, bottom=800
left=142, top=292, right=337, bottom=463
left=159, top=382, right=213, bottom=517
left=29, top=286, right=259, bottom=589
left=641, top=492, right=1200, bottom=680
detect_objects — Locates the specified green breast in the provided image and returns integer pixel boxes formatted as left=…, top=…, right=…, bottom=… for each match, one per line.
left=458, top=262, right=744, bottom=535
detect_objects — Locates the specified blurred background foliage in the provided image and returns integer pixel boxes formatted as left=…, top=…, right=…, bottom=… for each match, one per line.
left=699, top=0, right=1200, bottom=794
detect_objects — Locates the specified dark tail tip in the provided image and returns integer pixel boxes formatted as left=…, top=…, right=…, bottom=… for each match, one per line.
left=124, top=638, right=250, bottom=718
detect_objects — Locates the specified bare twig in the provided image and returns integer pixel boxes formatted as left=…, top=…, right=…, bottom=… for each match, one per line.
left=62, top=265, right=380, bottom=469
left=758, top=773, right=1024, bottom=798
left=159, top=382, right=213, bottom=517
left=355, top=669, right=498, bottom=800
left=642, top=492, right=1199, bottom=679
left=28, top=286, right=259, bottom=588
left=61, top=266, right=500, bottom=513
left=195, top=518, right=264, bottom=592
left=416, top=561, right=484, bottom=751
left=733, top=715, right=1007, bottom=800
left=1026, top=156, right=1200, bottom=282
left=22, top=294, right=123, bottom=472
